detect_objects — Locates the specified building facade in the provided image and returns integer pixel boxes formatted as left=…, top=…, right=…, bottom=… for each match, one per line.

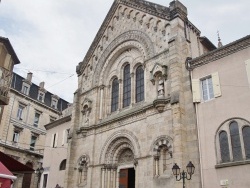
left=189, top=35, right=250, bottom=188
left=0, top=36, right=20, bottom=105
left=0, top=72, right=69, bottom=188
left=64, top=0, right=216, bottom=188
left=41, top=104, right=72, bottom=188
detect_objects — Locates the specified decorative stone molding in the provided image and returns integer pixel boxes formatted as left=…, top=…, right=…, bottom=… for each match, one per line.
left=99, top=129, right=140, bottom=164
left=150, top=64, right=168, bottom=85
left=93, top=30, right=155, bottom=86
left=153, top=97, right=171, bottom=113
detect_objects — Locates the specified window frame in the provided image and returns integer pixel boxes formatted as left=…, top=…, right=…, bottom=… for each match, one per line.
left=111, top=78, right=119, bottom=112
left=217, top=119, right=250, bottom=165
left=30, top=135, right=37, bottom=151
left=123, top=64, right=131, bottom=108
left=135, top=65, right=144, bottom=103
left=17, top=104, right=25, bottom=120
left=200, top=76, right=214, bottom=101
left=34, top=112, right=41, bottom=127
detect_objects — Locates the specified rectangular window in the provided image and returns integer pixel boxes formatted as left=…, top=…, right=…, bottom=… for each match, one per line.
left=22, top=86, right=29, bottom=95
left=30, top=136, right=37, bottom=151
left=12, top=131, right=19, bottom=143
left=51, top=133, right=58, bottom=148
left=42, top=174, right=48, bottom=188
left=201, top=77, right=214, bottom=101
left=17, top=105, right=24, bottom=120
left=51, top=99, right=57, bottom=109
left=38, top=93, right=44, bottom=102
left=34, top=112, right=40, bottom=127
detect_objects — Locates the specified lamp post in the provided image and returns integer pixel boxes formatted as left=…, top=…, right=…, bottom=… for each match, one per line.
left=172, top=161, right=195, bottom=188
left=35, top=167, right=44, bottom=188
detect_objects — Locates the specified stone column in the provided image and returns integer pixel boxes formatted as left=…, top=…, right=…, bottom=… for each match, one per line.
left=99, top=85, right=105, bottom=120
left=107, top=167, right=111, bottom=188
left=119, top=79, right=122, bottom=110
left=112, top=167, right=117, bottom=188
left=101, top=167, right=106, bottom=188
left=154, top=156, right=160, bottom=176
left=130, top=72, right=135, bottom=105
left=106, top=85, right=111, bottom=116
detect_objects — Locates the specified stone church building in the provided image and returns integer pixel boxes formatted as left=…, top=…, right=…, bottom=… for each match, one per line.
left=64, top=0, right=216, bottom=187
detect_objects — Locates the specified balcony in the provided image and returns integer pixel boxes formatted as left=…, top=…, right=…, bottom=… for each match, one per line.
left=0, top=36, right=21, bottom=105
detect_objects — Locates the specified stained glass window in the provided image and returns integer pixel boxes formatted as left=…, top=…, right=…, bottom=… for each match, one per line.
left=123, top=65, right=131, bottom=107
left=219, top=131, right=230, bottom=162
left=243, top=126, right=250, bottom=159
left=230, top=121, right=242, bottom=161
left=135, top=66, right=144, bottom=103
left=111, top=78, right=119, bottom=112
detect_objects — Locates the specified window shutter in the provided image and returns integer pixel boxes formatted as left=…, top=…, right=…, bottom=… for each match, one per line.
left=54, top=133, right=58, bottom=148
left=212, top=72, right=221, bottom=97
left=191, top=79, right=201, bottom=102
left=245, top=59, right=250, bottom=87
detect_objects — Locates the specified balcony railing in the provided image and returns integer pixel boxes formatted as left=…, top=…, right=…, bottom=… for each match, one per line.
left=0, top=67, right=12, bottom=105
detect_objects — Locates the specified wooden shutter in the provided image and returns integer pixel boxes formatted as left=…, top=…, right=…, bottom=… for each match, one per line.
left=192, top=79, right=201, bottom=102
left=212, top=72, right=221, bottom=97
left=245, top=59, right=250, bottom=87
left=62, top=130, right=65, bottom=145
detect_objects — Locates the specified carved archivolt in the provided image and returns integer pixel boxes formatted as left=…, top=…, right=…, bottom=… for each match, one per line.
left=151, top=135, right=173, bottom=156
left=93, top=30, right=155, bottom=86
left=99, top=129, right=140, bottom=164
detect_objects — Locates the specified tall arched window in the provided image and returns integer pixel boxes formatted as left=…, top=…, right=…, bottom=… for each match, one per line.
left=229, top=122, right=242, bottom=161
left=111, top=78, right=119, bottom=112
left=123, top=64, right=131, bottom=107
left=219, top=131, right=230, bottom=162
left=135, top=66, right=144, bottom=103
left=243, top=126, right=250, bottom=159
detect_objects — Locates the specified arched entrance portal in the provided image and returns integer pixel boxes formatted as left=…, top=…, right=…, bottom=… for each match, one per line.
left=100, top=131, right=140, bottom=188
left=22, top=162, right=33, bottom=188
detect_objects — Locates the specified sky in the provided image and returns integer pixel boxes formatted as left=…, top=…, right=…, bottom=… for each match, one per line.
left=0, top=0, right=249, bottom=103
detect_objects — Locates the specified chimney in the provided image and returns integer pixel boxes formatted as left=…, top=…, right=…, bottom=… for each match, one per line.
left=27, top=72, right=33, bottom=82
left=39, top=81, right=45, bottom=89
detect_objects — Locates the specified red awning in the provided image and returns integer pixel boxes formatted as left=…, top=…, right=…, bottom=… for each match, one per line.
left=0, top=151, right=34, bottom=173
left=0, top=161, right=16, bottom=188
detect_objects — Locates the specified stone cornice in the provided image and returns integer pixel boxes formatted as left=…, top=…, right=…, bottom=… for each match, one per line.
left=44, top=115, right=71, bottom=130
left=188, top=35, right=250, bottom=70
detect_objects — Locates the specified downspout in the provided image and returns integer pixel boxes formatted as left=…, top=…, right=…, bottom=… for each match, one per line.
left=190, top=69, right=204, bottom=188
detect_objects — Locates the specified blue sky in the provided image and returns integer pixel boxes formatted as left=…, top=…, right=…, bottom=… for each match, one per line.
left=0, top=0, right=249, bottom=102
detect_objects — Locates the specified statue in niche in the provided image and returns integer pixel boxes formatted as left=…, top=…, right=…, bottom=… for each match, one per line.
left=82, top=105, right=89, bottom=126
left=157, top=76, right=165, bottom=98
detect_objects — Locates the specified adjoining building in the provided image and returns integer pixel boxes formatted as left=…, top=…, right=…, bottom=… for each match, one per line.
left=64, top=0, right=216, bottom=188
left=0, top=72, right=69, bottom=188
left=0, top=36, right=20, bottom=105
left=189, top=35, right=250, bottom=188
left=41, top=104, right=72, bottom=188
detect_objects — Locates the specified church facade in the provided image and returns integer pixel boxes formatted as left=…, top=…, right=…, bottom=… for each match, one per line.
left=64, top=0, right=216, bottom=187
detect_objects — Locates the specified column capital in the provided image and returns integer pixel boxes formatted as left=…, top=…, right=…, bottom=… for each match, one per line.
left=99, top=85, right=105, bottom=89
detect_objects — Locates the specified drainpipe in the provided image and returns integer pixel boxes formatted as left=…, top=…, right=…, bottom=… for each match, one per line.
left=190, top=68, right=204, bottom=188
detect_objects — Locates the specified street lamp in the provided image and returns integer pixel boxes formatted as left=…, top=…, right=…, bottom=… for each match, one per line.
left=35, top=167, right=44, bottom=188
left=172, top=161, right=195, bottom=188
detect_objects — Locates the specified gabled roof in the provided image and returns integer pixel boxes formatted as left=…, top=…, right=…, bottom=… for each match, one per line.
left=76, top=0, right=188, bottom=75
left=0, top=151, right=34, bottom=173
left=188, top=35, right=250, bottom=70
left=0, top=36, right=20, bottom=65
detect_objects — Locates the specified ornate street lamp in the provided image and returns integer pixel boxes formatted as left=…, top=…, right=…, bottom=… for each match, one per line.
left=35, top=167, right=44, bottom=188
left=172, top=161, right=195, bottom=188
